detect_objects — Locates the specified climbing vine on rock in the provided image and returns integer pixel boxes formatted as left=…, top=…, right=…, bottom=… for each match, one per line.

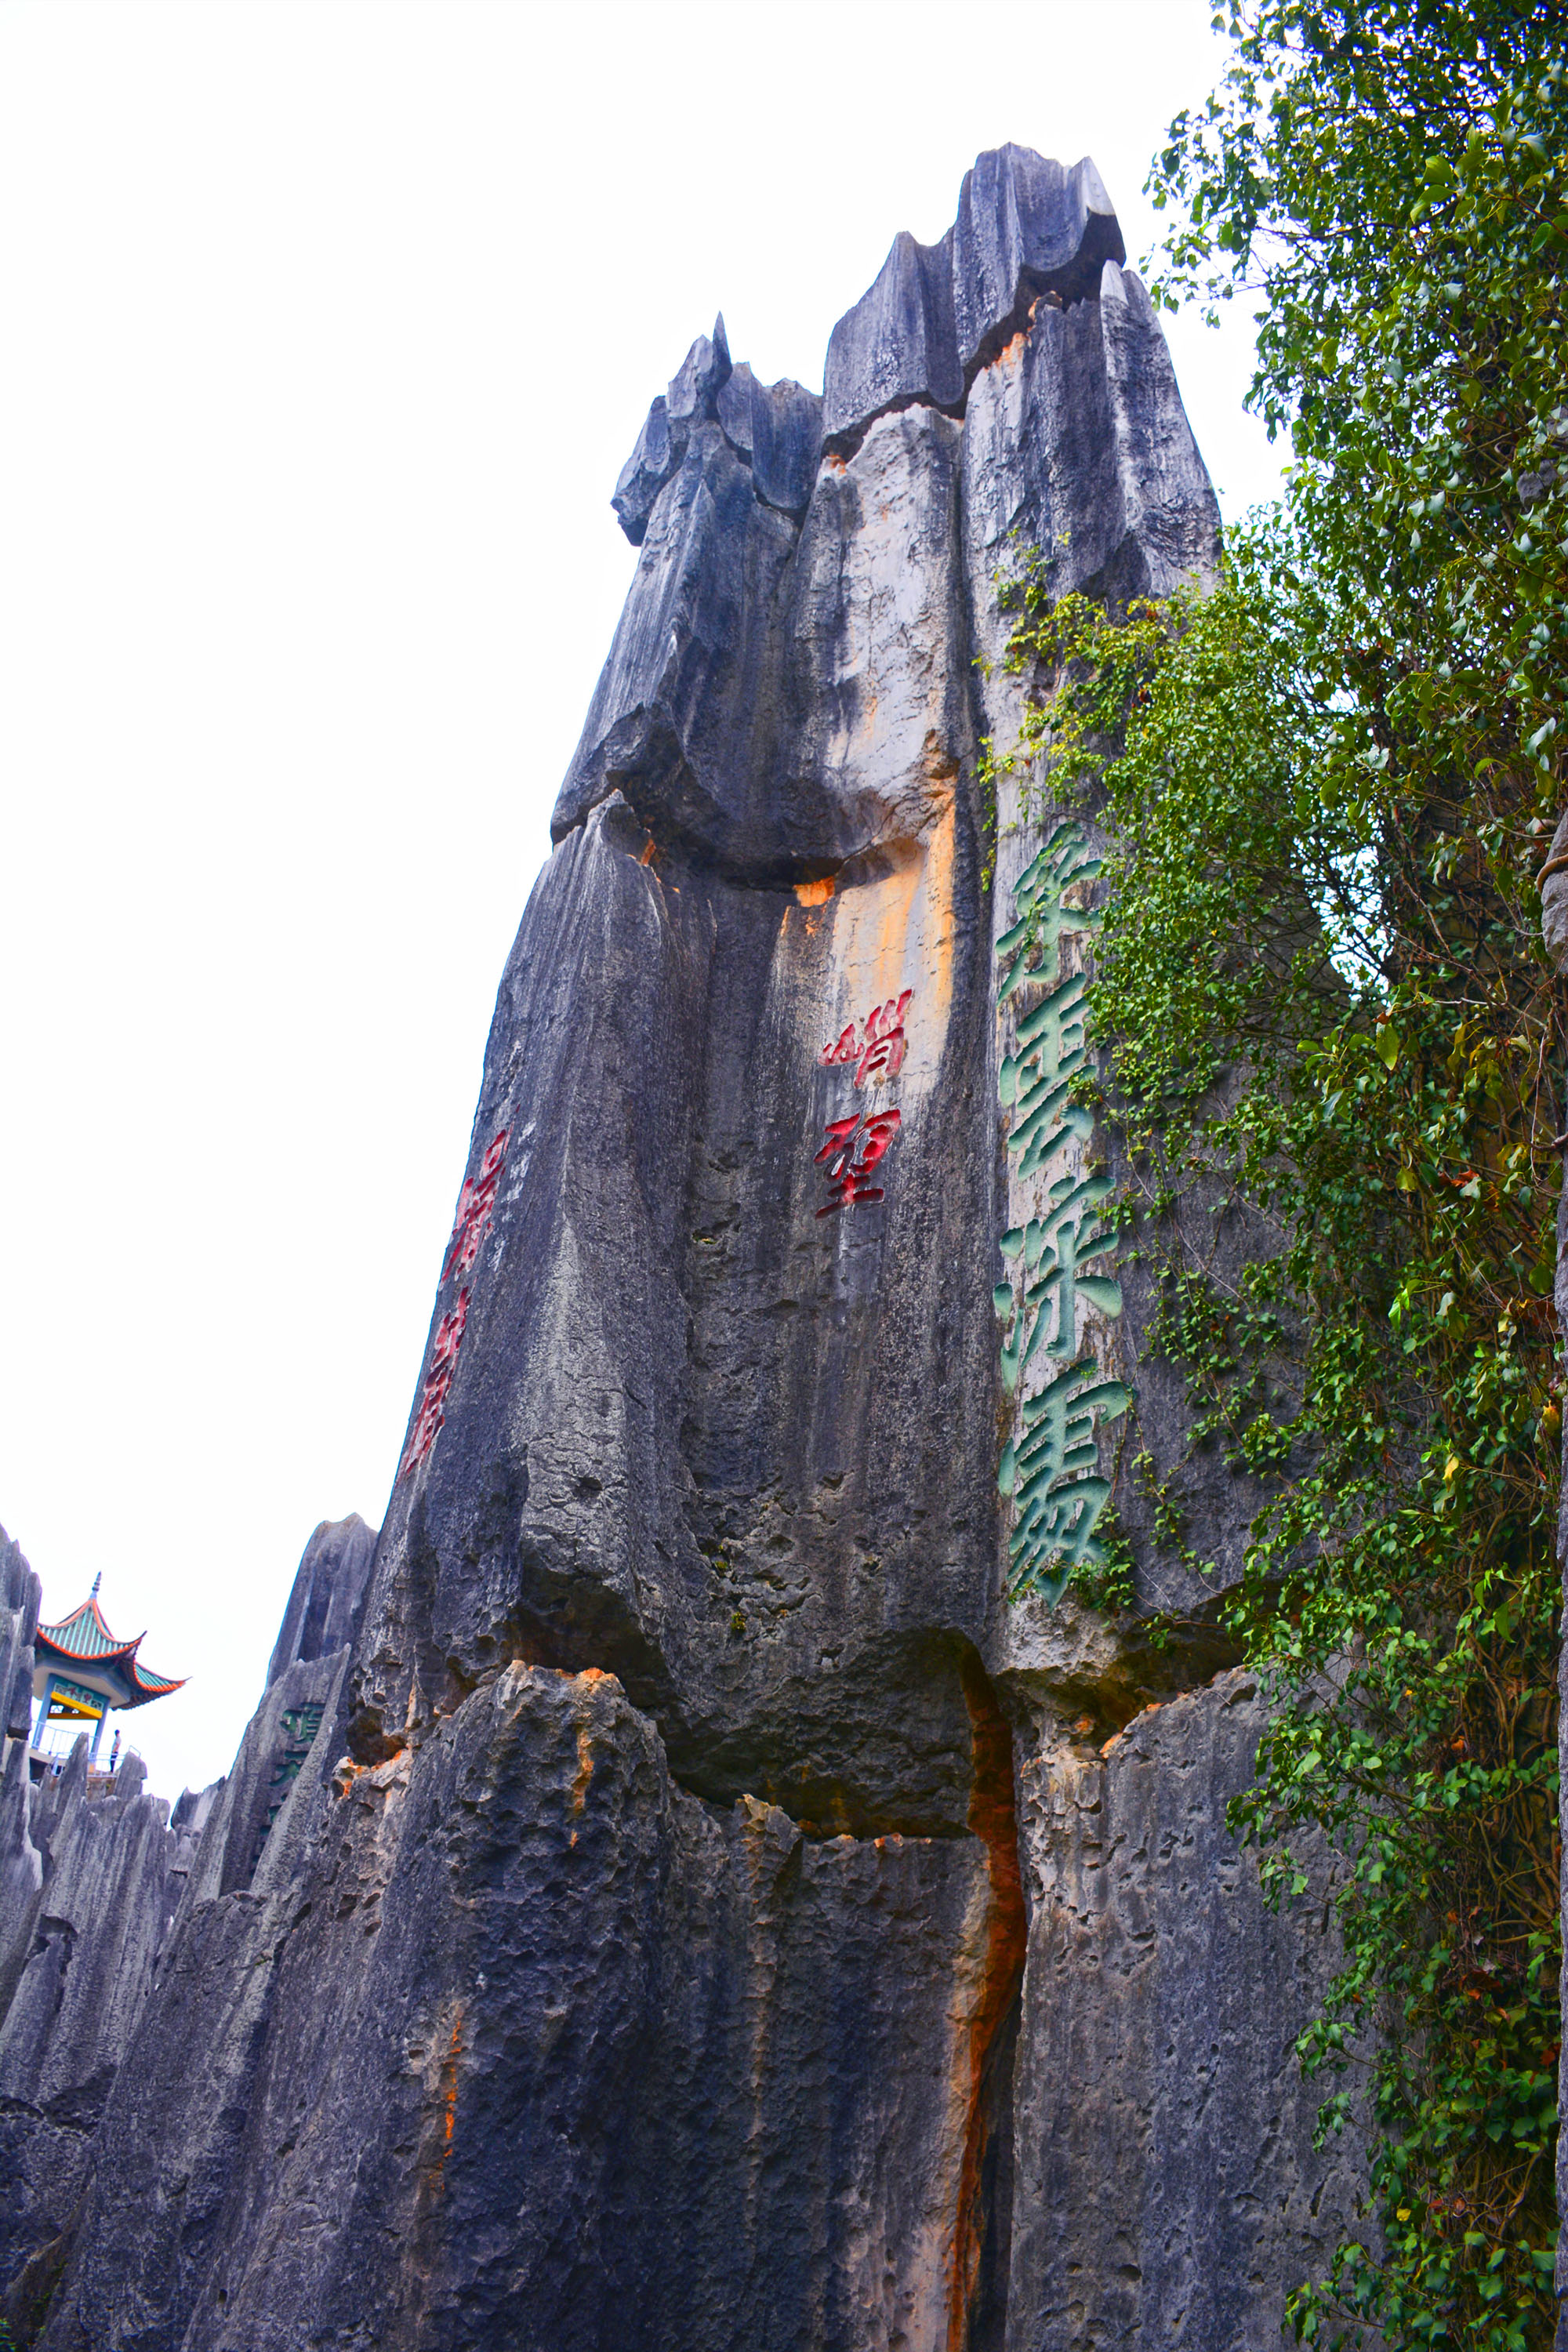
left=987, top=2, right=1566, bottom=2339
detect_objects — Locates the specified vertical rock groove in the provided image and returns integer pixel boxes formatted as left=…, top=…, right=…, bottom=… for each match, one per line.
left=950, top=1653, right=1026, bottom=2352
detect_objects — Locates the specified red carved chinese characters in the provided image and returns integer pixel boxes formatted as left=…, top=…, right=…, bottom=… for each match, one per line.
left=400, top=1118, right=510, bottom=1482
left=397, top=1289, right=470, bottom=1478
left=815, top=1109, right=902, bottom=1216
left=441, top=1127, right=511, bottom=1283
left=820, top=990, right=912, bottom=1088
left=815, top=988, right=912, bottom=1215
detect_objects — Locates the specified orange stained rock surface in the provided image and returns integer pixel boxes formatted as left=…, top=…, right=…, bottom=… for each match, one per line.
left=420, top=2005, right=466, bottom=2205
left=568, top=1722, right=594, bottom=1846
left=788, top=785, right=957, bottom=1112
left=948, top=1657, right=1027, bottom=2352
left=441, top=2013, right=463, bottom=2145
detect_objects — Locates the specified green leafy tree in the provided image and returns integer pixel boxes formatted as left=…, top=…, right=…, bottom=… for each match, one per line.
left=989, top=2, right=1566, bottom=2341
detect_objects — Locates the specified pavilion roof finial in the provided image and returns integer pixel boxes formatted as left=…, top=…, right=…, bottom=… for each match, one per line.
left=90, top=1573, right=101, bottom=1599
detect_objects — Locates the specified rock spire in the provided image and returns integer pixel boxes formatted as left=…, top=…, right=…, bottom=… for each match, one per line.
left=0, top=149, right=1364, bottom=2352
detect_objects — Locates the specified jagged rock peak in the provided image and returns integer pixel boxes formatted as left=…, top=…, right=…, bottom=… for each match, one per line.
left=614, top=312, right=822, bottom=544
left=264, top=1512, right=379, bottom=1691
left=824, top=145, right=1123, bottom=453
left=611, top=145, right=1125, bottom=543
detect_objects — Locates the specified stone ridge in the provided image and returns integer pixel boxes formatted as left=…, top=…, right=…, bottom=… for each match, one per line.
left=612, top=146, right=1123, bottom=545
left=822, top=147, right=1124, bottom=456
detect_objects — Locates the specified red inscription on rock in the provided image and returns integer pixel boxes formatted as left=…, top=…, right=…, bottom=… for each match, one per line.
left=442, top=1127, right=511, bottom=1284
left=398, top=1290, right=470, bottom=1479
left=815, top=1109, right=902, bottom=1216
left=820, top=990, right=913, bottom=1087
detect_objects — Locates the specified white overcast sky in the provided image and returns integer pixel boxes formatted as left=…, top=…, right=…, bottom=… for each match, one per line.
left=0, top=0, right=1285, bottom=1803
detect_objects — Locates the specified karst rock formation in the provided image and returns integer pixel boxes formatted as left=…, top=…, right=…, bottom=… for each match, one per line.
left=2, top=148, right=1374, bottom=2351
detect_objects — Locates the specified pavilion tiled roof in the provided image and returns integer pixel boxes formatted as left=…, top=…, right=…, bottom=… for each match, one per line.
left=35, top=1595, right=185, bottom=1709
left=37, top=1597, right=140, bottom=1661
left=127, top=1663, right=183, bottom=1699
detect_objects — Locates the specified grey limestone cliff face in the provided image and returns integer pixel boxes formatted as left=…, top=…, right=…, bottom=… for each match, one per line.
left=12, top=148, right=1367, bottom=2352
left=0, top=1753, right=179, bottom=2319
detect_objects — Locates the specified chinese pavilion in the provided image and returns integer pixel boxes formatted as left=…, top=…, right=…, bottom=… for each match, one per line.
left=30, top=1574, right=184, bottom=1777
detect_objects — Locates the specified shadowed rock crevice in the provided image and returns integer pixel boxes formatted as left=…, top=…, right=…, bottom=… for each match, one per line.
left=949, top=1651, right=1026, bottom=2351
left=569, top=780, right=849, bottom=894
left=663, top=1632, right=1005, bottom=1842
left=1008, top=1601, right=1249, bottom=1756
left=436, top=1610, right=1014, bottom=1848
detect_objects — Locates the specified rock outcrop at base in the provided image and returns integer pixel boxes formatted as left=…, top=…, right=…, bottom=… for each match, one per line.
left=2, top=148, right=1369, bottom=2351
left=0, top=1530, right=214, bottom=2336
left=0, top=1517, right=372, bottom=2339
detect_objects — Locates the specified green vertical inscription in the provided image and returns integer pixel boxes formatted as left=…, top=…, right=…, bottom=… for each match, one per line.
left=996, top=820, right=1127, bottom=1602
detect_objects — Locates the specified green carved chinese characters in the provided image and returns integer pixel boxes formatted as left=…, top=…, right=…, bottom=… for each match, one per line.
left=996, top=821, right=1127, bottom=1603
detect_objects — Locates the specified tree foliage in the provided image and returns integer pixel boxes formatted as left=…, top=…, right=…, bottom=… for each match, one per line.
left=989, top=2, right=1567, bottom=2341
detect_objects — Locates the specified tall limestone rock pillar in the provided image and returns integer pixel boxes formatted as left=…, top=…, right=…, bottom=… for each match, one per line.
left=34, top=148, right=1365, bottom=2352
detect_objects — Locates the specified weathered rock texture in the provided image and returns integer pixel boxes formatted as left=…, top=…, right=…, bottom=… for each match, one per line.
left=3, top=148, right=1368, bottom=2350
left=1007, top=1674, right=1363, bottom=2347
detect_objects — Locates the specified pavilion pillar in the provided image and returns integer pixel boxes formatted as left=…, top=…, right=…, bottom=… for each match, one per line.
left=31, top=1677, right=56, bottom=1749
